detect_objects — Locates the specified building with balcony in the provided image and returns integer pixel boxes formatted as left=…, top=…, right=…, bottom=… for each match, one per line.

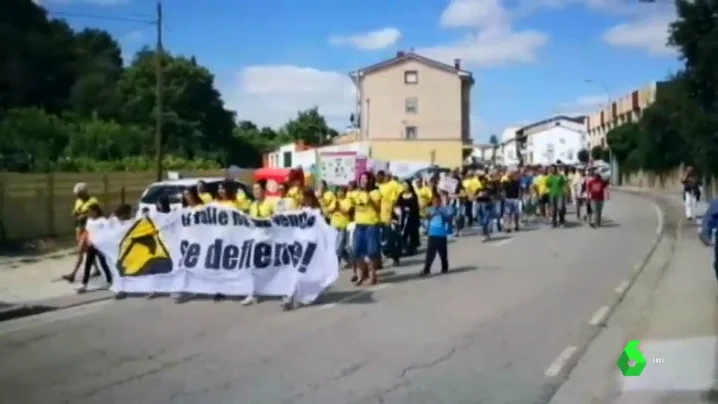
left=586, top=81, right=666, bottom=148
left=348, top=50, right=474, bottom=167
left=501, top=116, right=588, bottom=166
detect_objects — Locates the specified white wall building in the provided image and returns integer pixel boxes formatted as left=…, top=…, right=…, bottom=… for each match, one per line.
left=499, top=126, right=521, bottom=166
left=518, top=116, right=588, bottom=165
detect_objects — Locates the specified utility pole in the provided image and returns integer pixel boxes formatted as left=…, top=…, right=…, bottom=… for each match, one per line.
left=154, top=0, right=164, bottom=181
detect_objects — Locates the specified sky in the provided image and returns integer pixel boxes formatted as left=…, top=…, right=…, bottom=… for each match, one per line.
left=41, top=0, right=681, bottom=142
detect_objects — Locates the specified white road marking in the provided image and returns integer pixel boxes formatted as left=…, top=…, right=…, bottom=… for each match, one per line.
left=545, top=346, right=578, bottom=377
left=492, top=238, right=513, bottom=247
left=0, top=300, right=113, bottom=336
left=614, top=280, right=630, bottom=294
left=589, top=305, right=610, bottom=326
left=653, top=203, right=663, bottom=235
left=319, top=283, right=392, bottom=310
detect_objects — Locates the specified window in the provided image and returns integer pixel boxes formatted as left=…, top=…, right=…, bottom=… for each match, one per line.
left=404, top=70, right=418, bottom=84
left=405, top=97, right=418, bottom=113
left=282, top=151, right=292, bottom=168
left=404, top=126, right=418, bottom=140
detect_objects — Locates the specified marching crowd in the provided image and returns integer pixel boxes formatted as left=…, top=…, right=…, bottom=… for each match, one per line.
left=64, top=163, right=610, bottom=305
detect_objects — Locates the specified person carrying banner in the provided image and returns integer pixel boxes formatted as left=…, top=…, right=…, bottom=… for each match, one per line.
left=196, top=180, right=214, bottom=203
left=182, top=186, right=204, bottom=209
left=65, top=204, right=113, bottom=293
left=274, top=183, right=299, bottom=213
left=316, top=180, right=336, bottom=222
left=215, top=180, right=243, bottom=210
left=248, top=182, right=274, bottom=219
left=328, top=186, right=353, bottom=267
left=352, top=172, right=382, bottom=285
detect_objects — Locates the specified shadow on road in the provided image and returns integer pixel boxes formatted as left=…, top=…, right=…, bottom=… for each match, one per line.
left=379, top=265, right=483, bottom=285
left=316, top=290, right=377, bottom=305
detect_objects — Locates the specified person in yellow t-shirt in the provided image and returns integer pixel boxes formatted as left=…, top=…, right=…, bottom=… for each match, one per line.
left=182, top=186, right=205, bottom=209
left=286, top=178, right=303, bottom=207
left=235, top=186, right=251, bottom=212
left=196, top=180, right=214, bottom=204
left=316, top=180, right=336, bottom=219
left=352, top=172, right=382, bottom=285
left=274, top=183, right=298, bottom=213
left=532, top=167, right=550, bottom=218
left=327, top=186, right=353, bottom=266
left=462, top=171, right=481, bottom=227
left=72, top=182, right=100, bottom=242
left=376, top=170, right=401, bottom=228
left=347, top=180, right=359, bottom=203
left=416, top=178, right=433, bottom=217
left=248, top=183, right=274, bottom=218
left=216, top=180, right=244, bottom=210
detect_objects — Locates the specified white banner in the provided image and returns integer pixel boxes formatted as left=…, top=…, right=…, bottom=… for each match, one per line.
left=87, top=206, right=339, bottom=305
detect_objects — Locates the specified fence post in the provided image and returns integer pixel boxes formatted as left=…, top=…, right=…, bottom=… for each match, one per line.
left=102, top=174, right=110, bottom=208
left=47, top=173, right=56, bottom=237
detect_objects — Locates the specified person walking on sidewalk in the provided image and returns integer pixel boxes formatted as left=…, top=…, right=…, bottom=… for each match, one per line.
left=682, top=166, right=701, bottom=221
left=420, top=192, right=454, bottom=276
left=699, top=198, right=718, bottom=280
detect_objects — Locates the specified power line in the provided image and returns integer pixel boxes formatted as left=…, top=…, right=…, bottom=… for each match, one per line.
left=46, top=10, right=155, bottom=25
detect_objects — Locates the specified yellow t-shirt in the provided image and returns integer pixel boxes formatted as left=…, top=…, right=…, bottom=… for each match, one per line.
left=462, top=178, right=481, bottom=199
left=378, top=181, right=400, bottom=224
left=73, top=196, right=100, bottom=216
left=533, top=175, right=548, bottom=195
left=199, top=192, right=214, bottom=203
left=235, top=190, right=251, bottom=211
left=347, top=190, right=360, bottom=202
left=287, top=186, right=302, bottom=206
left=417, top=186, right=433, bottom=217
left=249, top=200, right=274, bottom=218
left=353, top=189, right=381, bottom=225
left=330, top=198, right=353, bottom=229
left=318, top=191, right=336, bottom=217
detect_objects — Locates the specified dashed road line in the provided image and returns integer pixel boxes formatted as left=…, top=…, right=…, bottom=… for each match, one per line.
left=614, top=280, right=630, bottom=294
left=545, top=346, right=578, bottom=378
left=654, top=203, right=663, bottom=235
left=588, top=305, right=610, bottom=326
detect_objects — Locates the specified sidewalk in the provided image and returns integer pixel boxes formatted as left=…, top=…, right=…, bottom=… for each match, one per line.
left=549, top=188, right=718, bottom=404
left=0, top=253, right=111, bottom=321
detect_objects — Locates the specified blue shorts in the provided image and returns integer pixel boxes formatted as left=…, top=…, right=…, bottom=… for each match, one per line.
left=504, top=199, right=519, bottom=216
left=352, top=224, right=381, bottom=260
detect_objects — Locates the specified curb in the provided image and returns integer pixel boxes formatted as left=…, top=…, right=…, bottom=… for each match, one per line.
left=0, top=291, right=113, bottom=323
left=543, top=188, right=669, bottom=399
left=0, top=248, right=76, bottom=270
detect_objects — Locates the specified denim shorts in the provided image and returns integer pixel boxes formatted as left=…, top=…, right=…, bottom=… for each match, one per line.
left=352, top=224, right=381, bottom=260
left=504, top=198, right=520, bottom=216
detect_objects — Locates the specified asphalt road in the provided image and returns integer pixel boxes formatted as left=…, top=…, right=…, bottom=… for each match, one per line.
left=0, top=192, right=660, bottom=404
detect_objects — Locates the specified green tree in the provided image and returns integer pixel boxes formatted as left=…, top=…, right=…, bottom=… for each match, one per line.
left=606, top=123, right=641, bottom=173
left=577, top=148, right=590, bottom=164
left=0, top=108, right=70, bottom=171
left=590, top=145, right=604, bottom=161
left=0, top=0, right=79, bottom=115
left=69, top=28, right=124, bottom=119
left=117, top=48, right=236, bottom=161
left=282, top=107, right=338, bottom=146
left=669, top=0, right=718, bottom=175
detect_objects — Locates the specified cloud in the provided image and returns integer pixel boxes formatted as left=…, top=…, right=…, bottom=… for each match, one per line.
left=602, top=13, right=677, bottom=56
left=328, top=28, right=401, bottom=50
left=558, top=94, right=609, bottom=115
left=424, top=0, right=549, bottom=68
left=224, top=65, right=355, bottom=129
left=440, top=0, right=511, bottom=29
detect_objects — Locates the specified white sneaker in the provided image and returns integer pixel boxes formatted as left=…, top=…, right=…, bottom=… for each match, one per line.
left=241, top=295, right=257, bottom=306
left=281, top=296, right=294, bottom=311
left=76, top=285, right=87, bottom=294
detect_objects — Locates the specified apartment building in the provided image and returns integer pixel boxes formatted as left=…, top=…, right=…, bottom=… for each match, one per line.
left=348, top=51, right=474, bottom=167
left=586, top=81, right=665, bottom=148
